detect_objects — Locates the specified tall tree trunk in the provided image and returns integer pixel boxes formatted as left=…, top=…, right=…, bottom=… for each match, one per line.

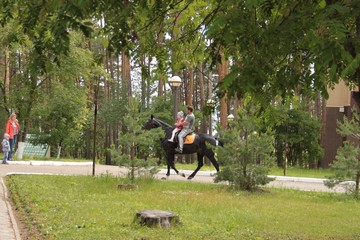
left=157, top=31, right=165, bottom=97
left=146, top=57, right=151, bottom=108
left=5, top=47, right=10, bottom=107
left=217, top=51, right=229, bottom=129
left=319, top=98, right=327, bottom=168
left=115, top=53, right=121, bottom=149
left=182, top=70, right=188, bottom=106
left=84, top=40, right=93, bottom=159
left=57, top=144, right=62, bottom=159
left=187, top=68, right=194, bottom=106
left=353, top=16, right=360, bottom=109
left=314, top=92, right=321, bottom=120
left=104, top=49, right=111, bottom=165
left=158, top=76, right=165, bottom=97
left=198, top=62, right=206, bottom=133
left=140, top=54, right=147, bottom=110
left=122, top=50, right=132, bottom=98
left=85, top=83, right=92, bottom=159
left=108, top=53, right=119, bottom=150
left=85, top=127, right=91, bottom=159
left=233, top=96, right=240, bottom=119
left=304, top=95, right=311, bottom=113
left=121, top=50, right=131, bottom=157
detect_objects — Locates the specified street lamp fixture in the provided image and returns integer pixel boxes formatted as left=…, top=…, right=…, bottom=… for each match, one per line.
left=227, top=114, right=234, bottom=122
left=206, top=99, right=215, bottom=108
left=169, top=76, right=182, bottom=122
left=169, top=75, right=182, bottom=87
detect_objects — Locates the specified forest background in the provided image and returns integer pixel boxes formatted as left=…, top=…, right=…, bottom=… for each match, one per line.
left=0, top=0, right=359, bottom=169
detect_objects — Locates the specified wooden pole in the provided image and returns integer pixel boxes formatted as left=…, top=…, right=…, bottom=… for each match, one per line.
left=92, top=83, right=99, bottom=176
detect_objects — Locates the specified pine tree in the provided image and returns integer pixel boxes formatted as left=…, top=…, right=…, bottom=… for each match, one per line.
left=215, top=103, right=276, bottom=191
left=325, top=108, right=360, bottom=196
left=112, top=97, right=160, bottom=182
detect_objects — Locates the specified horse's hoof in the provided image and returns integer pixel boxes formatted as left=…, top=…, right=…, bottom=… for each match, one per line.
left=161, top=177, right=167, bottom=180
left=187, top=176, right=193, bottom=180
left=179, top=173, right=186, bottom=178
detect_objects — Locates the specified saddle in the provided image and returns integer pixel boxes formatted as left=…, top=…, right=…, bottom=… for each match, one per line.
left=173, top=132, right=196, bottom=144
left=184, top=133, right=196, bottom=144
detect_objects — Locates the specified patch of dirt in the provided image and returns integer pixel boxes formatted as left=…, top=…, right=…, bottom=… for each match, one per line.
left=10, top=196, right=45, bottom=239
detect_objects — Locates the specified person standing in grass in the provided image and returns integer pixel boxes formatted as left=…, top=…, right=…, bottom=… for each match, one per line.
left=5, top=113, right=20, bottom=161
left=2, top=133, right=10, bottom=164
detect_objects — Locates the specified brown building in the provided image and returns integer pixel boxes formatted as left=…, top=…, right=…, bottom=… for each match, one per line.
left=321, top=81, right=357, bottom=167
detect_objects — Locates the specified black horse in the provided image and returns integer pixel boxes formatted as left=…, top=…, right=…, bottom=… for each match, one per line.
left=142, top=115, right=221, bottom=180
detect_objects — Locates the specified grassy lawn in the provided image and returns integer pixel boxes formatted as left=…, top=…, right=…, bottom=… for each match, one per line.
left=174, top=163, right=331, bottom=179
left=269, top=167, right=332, bottom=179
left=6, top=174, right=360, bottom=240
left=14, top=156, right=92, bottom=162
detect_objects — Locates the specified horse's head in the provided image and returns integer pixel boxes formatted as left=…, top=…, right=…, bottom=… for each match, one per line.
left=142, top=115, right=162, bottom=130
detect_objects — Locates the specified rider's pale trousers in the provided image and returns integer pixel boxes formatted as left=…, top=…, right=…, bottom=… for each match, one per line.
left=178, top=129, right=192, bottom=150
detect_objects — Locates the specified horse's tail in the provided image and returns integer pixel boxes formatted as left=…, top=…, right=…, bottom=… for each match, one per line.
left=202, top=134, right=224, bottom=147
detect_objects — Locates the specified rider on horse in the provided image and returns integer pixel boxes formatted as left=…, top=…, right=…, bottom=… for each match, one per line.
left=168, top=111, right=184, bottom=142
left=175, top=106, right=195, bottom=153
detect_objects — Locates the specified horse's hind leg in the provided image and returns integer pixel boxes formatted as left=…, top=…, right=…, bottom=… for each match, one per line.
left=166, top=164, right=171, bottom=176
left=187, top=153, right=204, bottom=180
left=205, top=149, right=220, bottom=172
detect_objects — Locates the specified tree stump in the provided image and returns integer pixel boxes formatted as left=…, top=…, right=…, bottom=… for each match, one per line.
left=134, top=210, right=181, bottom=228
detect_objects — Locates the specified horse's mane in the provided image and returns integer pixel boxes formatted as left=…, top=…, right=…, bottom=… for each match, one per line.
left=153, top=118, right=173, bottom=130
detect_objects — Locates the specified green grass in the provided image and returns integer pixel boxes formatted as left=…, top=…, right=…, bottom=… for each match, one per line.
left=14, top=156, right=92, bottom=162
left=6, top=174, right=360, bottom=240
left=174, top=163, right=331, bottom=179
left=269, top=167, right=332, bottom=179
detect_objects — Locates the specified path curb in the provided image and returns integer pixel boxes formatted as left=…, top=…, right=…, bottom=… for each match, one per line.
left=1, top=177, right=21, bottom=240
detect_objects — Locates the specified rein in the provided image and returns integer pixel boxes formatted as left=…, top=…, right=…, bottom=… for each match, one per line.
left=153, top=118, right=173, bottom=131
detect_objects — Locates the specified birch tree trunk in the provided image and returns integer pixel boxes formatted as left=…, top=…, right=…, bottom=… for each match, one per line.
left=57, top=144, right=62, bottom=159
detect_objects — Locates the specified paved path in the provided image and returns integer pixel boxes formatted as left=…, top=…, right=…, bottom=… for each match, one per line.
left=0, top=161, right=348, bottom=240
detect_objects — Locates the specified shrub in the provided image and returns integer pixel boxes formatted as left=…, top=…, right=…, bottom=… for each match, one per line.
left=325, top=108, right=360, bottom=196
left=215, top=106, right=275, bottom=191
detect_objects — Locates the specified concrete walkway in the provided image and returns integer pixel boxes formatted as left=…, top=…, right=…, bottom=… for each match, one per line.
left=0, top=161, right=349, bottom=240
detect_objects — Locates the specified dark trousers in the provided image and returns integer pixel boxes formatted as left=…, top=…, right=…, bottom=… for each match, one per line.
left=9, top=138, right=14, bottom=160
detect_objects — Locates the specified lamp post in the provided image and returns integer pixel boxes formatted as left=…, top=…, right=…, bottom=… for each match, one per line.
left=206, top=99, right=215, bottom=136
left=169, top=76, right=182, bottom=122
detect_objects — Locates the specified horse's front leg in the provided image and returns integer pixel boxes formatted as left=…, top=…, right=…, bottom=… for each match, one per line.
left=167, top=152, right=185, bottom=178
left=188, top=153, right=204, bottom=180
